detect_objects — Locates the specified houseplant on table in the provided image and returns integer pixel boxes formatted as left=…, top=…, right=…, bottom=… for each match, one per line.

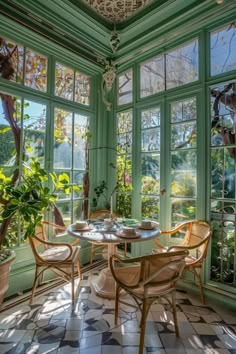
left=0, top=159, right=70, bottom=307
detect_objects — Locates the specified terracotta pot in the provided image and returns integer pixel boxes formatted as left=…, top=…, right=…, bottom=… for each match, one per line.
left=0, top=252, right=16, bottom=308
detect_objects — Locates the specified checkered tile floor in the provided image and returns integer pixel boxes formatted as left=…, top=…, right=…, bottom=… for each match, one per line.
left=0, top=263, right=236, bottom=354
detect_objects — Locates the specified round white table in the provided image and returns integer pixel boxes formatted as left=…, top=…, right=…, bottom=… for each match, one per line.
left=67, top=222, right=161, bottom=299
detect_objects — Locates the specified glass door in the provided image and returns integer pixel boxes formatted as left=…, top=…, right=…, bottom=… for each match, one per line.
left=140, top=107, right=161, bottom=222
left=210, top=81, right=236, bottom=290
left=138, top=95, right=199, bottom=253
left=168, top=96, right=198, bottom=226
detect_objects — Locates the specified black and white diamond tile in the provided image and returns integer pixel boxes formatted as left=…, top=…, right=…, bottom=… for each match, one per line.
left=0, top=263, right=235, bottom=354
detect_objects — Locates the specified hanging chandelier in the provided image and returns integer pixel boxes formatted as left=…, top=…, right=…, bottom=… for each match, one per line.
left=82, top=0, right=154, bottom=23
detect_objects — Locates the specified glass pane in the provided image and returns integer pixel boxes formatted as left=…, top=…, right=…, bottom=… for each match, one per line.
left=171, top=98, right=197, bottom=122
left=74, top=114, right=89, bottom=169
left=166, top=39, right=198, bottom=89
left=117, top=110, right=132, bottom=154
left=211, top=148, right=236, bottom=199
left=170, top=97, right=197, bottom=221
left=171, top=199, right=196, bottom=224
left=211, top=83, right=236, bottom=148
left=171, top=122, right=197, bottom=149
left=171, top=170, right=196, bottom=197
left=23, top=100, right=46, bottom=164
left=54, top=171, right=71, bottom=201
left=140, top=55, right=165, bottom=98
left=116, top=110, right=133, bottom=215
left=0, top=95, right=21, bottom=166
left=141, top=155, right=160, bottom=194
left=116, top=154, right=132, bottom=192
left=211, top=216, right=236, bottom=286
left=116, top=194, right=132, bottom=218
left=25, top=49, right=48, bottom=92
left=0, top=37, right=24, bottom=83
left=72, top=199, right=84, bottom=221
left=56, top=201, right=72, bottom=225
left=74, top=71, right=90, bottom=105
left=73, top=171, right=84, bottom=197
left=141, top=128, right=160, bottom=152
left=141, top=107, right=161, bottom=128
left=141, top=196, right=160, bottom=220
left=211, top=25, right=236, bottom=76
left=55, top=63, right=74, bottom=100
left=141, top=108, right=160, bottom=200
left=117, top=69, right=133, bottom=105
left=171, top=150, right=197, bottom=197
left=141, top=108, right=161, bottom=152
left=171, top=98, right=197, bottom=149
left=211, top=149, right=224, bottom=198
left=53, top=109, right=73, bottom=168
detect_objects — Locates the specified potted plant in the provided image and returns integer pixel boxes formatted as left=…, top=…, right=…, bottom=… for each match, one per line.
left=0, top=158, right=70, bottom=307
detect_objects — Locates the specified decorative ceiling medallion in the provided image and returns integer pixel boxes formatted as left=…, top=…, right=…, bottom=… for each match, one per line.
left=82, top=0, right=154, bottom=23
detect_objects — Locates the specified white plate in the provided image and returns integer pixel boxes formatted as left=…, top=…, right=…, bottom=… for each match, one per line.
left=116, top=230, right=141, bottom=238
left=71, top=224, right=94, bottom=232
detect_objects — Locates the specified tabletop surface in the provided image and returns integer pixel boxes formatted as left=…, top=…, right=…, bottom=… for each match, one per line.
left=67, top=219, right=161, bottom=244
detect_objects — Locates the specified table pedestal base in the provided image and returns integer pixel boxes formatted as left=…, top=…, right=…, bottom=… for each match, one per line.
left=92, top=267, right=130, bottom=299
left=92, top=268, right=116, bottom=299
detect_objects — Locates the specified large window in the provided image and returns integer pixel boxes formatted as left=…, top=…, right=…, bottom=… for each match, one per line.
left=140, top=55, right=165, bottom=98
left=116, top=110, right=133, bottom=217
left=170, top=97, right=197, bottom=224
left=53, top=108, right=89, bottom=223
left=55, top=62, right=91, bottom=105
left=0, top=96, right=47, bottom=246
left=0, top=37, right=47, bottom=91
left=210, top=81, right=236, bottom=288
left=117, top=68, right=133, bottom=105
left=166, top=40, right=198, bottom=89
left=141, top=107, right=160, bottom=219
left=140, top=38, right=198, bottom=98
left=0, top=35, right=93, bottom=247
left=210, top=24, right=236, bottom=76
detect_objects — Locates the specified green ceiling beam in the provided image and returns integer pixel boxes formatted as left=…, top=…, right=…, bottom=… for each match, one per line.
left=0, top=0, right=113, bottom=58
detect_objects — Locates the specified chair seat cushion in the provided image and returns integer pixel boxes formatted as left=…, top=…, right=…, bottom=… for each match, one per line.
left=115, top=265, right=174, bottom=297
left=133, top=283, right=174, bottom=297
left=185, top=254, right=196, bottom=264
left=40, top=246, right=80, bottom=262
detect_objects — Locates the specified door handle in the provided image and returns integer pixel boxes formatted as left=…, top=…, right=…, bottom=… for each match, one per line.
left=160, top=188, right=166, bottom=195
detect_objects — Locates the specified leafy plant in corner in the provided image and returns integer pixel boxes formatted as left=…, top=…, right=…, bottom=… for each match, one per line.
left=0, top=159, right=70, bottom=245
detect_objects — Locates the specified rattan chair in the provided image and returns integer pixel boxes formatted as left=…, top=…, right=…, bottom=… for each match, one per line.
left=153, top=220, right=211, bottom=303
left=110, top=251, right=188, bottom=354
left=89, top=209, right=127, bottom=264
left=29, top=221, right=81, bottom=304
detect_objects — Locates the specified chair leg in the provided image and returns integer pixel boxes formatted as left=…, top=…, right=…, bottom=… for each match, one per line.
left=40, top=270, right=45, bottom=284
left=90, top=244, right=94, bottom=265
left=77, top=261, right=81, bottom=279
left=194, top=268, right=205, bottom=304
left=115, top=284, right=120, bottom=325
left=30, top=266, right=40, bottom=304
left=139, top=299, right=148, bottom=354
left=71, top=265, right=75, bottom=304
left=171, top=291, right=179, bottom=337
